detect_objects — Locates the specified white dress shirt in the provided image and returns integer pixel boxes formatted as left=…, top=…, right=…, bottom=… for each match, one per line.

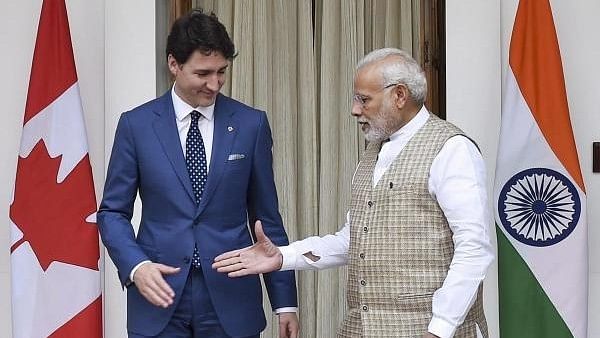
left=279, top=106, right=494, bottom=337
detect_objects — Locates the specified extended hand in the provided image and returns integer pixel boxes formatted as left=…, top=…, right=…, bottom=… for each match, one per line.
left=212, top=220, right=283, bottom=277
left=133, top=262, right=180, bottom=308
left=278, top=312, right=299, bottom=338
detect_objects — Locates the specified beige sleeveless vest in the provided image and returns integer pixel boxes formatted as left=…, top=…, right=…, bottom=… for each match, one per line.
left=337, top=115, right=488, bottom=338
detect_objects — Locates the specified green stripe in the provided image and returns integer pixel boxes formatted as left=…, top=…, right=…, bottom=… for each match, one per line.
left=497, top=227, right=573, bottom=338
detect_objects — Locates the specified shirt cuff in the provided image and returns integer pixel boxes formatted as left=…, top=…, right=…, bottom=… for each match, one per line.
left=275, top=307, right=298, bottom=314
left=428, top=316, right=457, bottom=338
left=279, top=245, right=298, bottom=271
left=129, top=260, right=152, bottom=282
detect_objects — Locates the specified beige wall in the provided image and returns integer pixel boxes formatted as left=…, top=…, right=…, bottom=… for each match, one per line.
left=1, top=1, right=598, bottom=337
left=445, top=1, right=501, bottom=337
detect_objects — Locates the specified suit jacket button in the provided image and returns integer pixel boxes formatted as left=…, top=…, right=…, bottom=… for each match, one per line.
left=183, top=257, right=191, bottom=264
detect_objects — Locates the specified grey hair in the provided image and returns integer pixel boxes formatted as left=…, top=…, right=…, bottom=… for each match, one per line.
left=357, top=48, right=427, bottom=105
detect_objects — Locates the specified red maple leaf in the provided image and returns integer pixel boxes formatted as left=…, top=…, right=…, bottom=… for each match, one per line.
left=10, top=140, right=99, bottom=271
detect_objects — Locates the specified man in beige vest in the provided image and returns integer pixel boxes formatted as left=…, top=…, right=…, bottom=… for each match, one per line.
left=213, top=48, right=494, bottom=338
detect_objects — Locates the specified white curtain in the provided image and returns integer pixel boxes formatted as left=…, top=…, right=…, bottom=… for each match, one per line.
left=191, top=1, right=420, bottom=336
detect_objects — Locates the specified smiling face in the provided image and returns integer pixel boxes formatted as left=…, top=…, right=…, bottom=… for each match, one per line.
left=168, top=50, right=229, bottom=107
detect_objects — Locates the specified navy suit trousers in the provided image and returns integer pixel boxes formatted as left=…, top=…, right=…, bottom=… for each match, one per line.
left=128, top=267, right=260, bottom=338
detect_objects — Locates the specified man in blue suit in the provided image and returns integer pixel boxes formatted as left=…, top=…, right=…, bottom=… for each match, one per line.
left=98, top=9, right=299, bottom=338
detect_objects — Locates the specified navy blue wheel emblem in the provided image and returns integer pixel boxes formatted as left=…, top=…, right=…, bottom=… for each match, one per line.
left=498, top=168, right=580, bottom=247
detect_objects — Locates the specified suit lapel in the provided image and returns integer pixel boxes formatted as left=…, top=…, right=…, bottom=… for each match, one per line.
left=197, top=94, right=237, bottom=215
left=152, top=93, right=196, bottom=202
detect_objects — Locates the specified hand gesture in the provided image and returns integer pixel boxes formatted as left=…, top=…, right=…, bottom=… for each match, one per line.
left=212, top=220, right=283, bottom=277
left=133, top=262, right=180, bottom=308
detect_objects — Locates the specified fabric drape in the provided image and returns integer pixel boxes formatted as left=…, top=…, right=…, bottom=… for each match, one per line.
left=191, top=1, right=419, bottom=336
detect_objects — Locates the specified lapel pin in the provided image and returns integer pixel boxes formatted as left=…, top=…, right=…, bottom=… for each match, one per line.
left=227, top=126, right=234, bottom=132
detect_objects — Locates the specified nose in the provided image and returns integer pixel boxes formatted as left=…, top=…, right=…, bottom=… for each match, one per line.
left=206, top=74, right=221, bottom=92
left=351, top=101, right=362, bottom=117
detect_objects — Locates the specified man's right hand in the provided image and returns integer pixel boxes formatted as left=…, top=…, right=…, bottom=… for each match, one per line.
left=133, top=262, right=180, bottom=308
left=212, top=220, right=283, bottom=277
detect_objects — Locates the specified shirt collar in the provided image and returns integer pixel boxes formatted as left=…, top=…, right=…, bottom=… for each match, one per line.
left=388, top=105, right=429, bottom=142
left=171, top=85, right=215, bottom=122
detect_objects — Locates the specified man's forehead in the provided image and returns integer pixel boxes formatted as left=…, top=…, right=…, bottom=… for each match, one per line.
left=187, top=50, right=228, bottom=64
left=354, top=65, right=383, bottom=88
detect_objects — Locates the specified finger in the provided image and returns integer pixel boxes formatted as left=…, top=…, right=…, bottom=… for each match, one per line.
left=279, top=320, right=287, bottom=338
left=212, top=256, right=243, bottom=269
left=154, top=275, right=176, bottom=300
left=214, top=248, right=245, bottom=262
left=152, top=284, right=174, bottom=307
left=144, top=274, right=174, bottom=306
left=216, top=262, right=246, bottom=273
left=254, top=220, right=268, bottom=242
left=140, top=288, right=162, bottom=307
left=156, top=264, right=181, bottom=275
left=291, top=324, right=299, bottom=338
left=140, top=281, right=170, bottom=307
left=227, top=269, right=252, bottom=278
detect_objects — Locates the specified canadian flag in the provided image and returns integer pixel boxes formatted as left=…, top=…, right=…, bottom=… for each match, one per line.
left=9, top=0, right=102, bottom=337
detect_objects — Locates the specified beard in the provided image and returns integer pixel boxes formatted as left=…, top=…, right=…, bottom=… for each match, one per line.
left=361, top=99, right=400, bottom=142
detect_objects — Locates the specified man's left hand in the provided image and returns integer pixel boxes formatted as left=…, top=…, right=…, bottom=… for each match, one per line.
left=278, top=312, right=299, bottom=338
left=423, top=333, right=440, bottom=338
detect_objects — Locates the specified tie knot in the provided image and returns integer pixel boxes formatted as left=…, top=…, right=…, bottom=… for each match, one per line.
left=190, top=110, right=201, bottom=124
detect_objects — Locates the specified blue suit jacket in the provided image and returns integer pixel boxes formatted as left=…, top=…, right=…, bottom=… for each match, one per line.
left=97, top=92, right=297, bottom=337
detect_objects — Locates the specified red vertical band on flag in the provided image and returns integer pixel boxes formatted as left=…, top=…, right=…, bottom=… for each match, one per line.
left=24, top=0, right=77, bottom=124
left=509, top=0, right=585, bottom=192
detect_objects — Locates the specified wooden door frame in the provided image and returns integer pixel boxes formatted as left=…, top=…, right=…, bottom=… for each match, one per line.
left=170, top=0, right=191, bottom=25
left=420, top=0, right=446, bottom=119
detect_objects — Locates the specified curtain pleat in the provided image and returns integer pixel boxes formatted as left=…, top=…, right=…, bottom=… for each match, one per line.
left=188, top=2, right=419, bottom=336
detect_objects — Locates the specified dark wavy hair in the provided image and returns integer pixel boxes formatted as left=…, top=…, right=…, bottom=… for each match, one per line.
left=166, top=8, right=236, bottom=64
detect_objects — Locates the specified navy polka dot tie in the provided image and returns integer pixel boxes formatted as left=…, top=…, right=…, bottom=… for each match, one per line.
left=186, top=111, right=207, bottom=269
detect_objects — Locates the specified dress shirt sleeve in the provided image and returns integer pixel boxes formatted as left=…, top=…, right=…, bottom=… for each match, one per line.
left=280, top=212, right=351, bottom=271
left=274, top=307, right=298, bottom=314
left=427, top=135, right=495, bottom=338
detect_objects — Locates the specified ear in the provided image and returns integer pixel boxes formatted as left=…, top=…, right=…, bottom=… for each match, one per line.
left=167, top=54, right=181, bottom=77
left=392, top=84, right=409, bottom=109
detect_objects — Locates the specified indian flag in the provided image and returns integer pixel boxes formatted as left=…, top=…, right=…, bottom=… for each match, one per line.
left=494, top=0, right=587, bottom=337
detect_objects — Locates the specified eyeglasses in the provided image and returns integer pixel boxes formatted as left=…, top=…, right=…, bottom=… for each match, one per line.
left=352, top=83, right=399, bottom=107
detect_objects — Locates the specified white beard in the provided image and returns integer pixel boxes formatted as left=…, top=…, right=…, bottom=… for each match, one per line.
left=362, top=99, right=398, bottom=142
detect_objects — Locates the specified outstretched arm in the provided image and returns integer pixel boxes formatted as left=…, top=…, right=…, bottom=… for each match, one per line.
left=213, top=215, right=352, bottom=276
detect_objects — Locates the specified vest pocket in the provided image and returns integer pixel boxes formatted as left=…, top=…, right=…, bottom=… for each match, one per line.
left=393, top=292, right=433, bottom=310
